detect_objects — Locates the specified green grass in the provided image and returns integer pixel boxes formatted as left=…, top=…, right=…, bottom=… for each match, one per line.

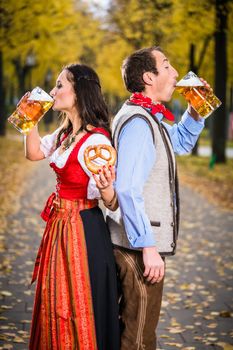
left=177, top=155, right=233, bottom=181
left=198, top=128, right=233, bottom=147
left=177, top=155, right=233, bottom=210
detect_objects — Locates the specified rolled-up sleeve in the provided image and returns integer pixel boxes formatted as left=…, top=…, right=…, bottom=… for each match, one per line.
left=164, top=110, right=205, bottom=154
left=115, top=117, right=156, bottom=248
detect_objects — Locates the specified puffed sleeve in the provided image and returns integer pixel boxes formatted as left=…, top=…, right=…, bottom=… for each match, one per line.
left=78, top=133, right=112, bottom=199
left=40, top=128, right=61, bottom=157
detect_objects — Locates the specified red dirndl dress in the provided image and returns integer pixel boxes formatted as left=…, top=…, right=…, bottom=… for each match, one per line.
left=29, top=128, right=120, bottom=350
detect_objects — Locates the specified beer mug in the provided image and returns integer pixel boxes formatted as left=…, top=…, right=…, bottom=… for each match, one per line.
left=8, top=87, right=54, bottom=134
left=176, top=71, right=221, bottom=118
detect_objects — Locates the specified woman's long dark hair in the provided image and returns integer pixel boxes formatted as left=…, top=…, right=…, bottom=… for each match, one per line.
left=56, top=64, right=110, bottom=147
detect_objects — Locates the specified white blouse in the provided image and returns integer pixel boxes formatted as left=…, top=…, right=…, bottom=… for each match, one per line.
left=40, top=129, right=112, bottom=199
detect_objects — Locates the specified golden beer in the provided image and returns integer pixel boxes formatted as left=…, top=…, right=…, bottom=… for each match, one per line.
left=8, top=87, right=54, bottom=134
left=176, top=71, right=221, bottom=118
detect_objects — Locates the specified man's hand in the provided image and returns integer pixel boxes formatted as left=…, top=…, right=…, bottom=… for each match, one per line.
left=142, top=247, right=164, bottom=284
left=187, top=104, right=200, bottom=121
left=188, top=78, right=211, bottom=121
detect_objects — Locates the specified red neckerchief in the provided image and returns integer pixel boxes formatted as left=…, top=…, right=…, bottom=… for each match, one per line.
left=129, top=92, right=175, bottom=121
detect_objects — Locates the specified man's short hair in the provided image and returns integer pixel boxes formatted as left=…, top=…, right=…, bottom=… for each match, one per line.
left=122, top=46, right=162, bottom=93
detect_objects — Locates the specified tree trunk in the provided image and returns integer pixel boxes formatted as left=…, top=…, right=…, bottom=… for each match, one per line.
left=0, top=51, right=6, bottom=136
left=212, top=0, right=228, bottom=163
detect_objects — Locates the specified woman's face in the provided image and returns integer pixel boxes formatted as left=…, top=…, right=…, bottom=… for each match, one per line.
left=50, top=70, right=76, bottom=113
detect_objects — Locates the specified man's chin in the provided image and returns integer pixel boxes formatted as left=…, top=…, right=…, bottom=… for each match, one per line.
left=166, top=90, right=175, bottom=102
left=163, top=95, right=172, bottom=103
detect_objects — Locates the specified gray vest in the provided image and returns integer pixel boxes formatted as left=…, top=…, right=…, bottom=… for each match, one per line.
left=106, top=103, right=180, bottom=256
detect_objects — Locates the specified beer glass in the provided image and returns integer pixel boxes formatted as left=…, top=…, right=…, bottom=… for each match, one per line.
left=8, top=87, right=54, bottom=134
left=176, top=71, right=221, bottom=118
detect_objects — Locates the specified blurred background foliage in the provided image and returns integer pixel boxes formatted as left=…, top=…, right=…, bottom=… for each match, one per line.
left=0, top=0, right=233, bottom=160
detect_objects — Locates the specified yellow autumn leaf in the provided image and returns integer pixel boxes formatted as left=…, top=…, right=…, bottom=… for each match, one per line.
left=217, top=343, right=233, bottom=350
left=0, top=291, right=13, bottom=297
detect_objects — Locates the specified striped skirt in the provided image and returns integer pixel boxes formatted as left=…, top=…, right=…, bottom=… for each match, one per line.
left=29, top=197, right=120, bottom=350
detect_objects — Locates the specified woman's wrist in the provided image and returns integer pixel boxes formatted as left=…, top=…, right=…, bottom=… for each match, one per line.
left=101, top=189, right=118, bottom=211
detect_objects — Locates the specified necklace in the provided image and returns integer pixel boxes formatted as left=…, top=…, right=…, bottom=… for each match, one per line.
left=62, top=128, right=83, bottom=151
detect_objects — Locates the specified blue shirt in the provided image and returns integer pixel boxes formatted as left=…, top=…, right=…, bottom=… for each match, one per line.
left=115, top=110, right=205, bottom=248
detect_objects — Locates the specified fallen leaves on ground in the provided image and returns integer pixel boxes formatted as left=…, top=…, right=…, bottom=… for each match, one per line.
left=0, top=136, right=36, bottom=234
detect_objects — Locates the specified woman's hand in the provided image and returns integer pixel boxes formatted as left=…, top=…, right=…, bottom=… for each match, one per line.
left=93, top=165, right=118, bottom=211
left=93, top=165, right=116, bottom=191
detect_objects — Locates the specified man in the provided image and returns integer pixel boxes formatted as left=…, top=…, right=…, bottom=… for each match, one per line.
left=106, top=46, right=205, bottom=350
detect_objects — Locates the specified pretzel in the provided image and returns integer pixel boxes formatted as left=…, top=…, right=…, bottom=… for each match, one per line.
left=84, top=144, right=117, bottom=174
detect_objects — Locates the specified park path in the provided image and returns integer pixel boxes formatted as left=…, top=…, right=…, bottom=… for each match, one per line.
left=0, top=160, right=232, bottom=350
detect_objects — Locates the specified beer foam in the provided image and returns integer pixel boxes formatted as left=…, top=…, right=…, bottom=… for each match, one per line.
left=28, top=87, right=53, bottom=102
left=176, top=71, right=204, bottom=87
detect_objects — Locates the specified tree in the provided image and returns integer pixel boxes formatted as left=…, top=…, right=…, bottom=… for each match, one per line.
left=108, top=0, right=172, bottom=50
left=163, top=0, right=232, bottom=162
left=212, top=0, right=229, bottom=163
left=0, top=0, right=105, bottom=135
left=0, top=51, right=5, bottom=136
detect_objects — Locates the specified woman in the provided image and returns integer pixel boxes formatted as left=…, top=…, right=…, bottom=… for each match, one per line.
left=25, top=64, right=120, bottom=350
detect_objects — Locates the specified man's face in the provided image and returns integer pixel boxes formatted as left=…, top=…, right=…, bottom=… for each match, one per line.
left=150, top=50, right=178, bottom=103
